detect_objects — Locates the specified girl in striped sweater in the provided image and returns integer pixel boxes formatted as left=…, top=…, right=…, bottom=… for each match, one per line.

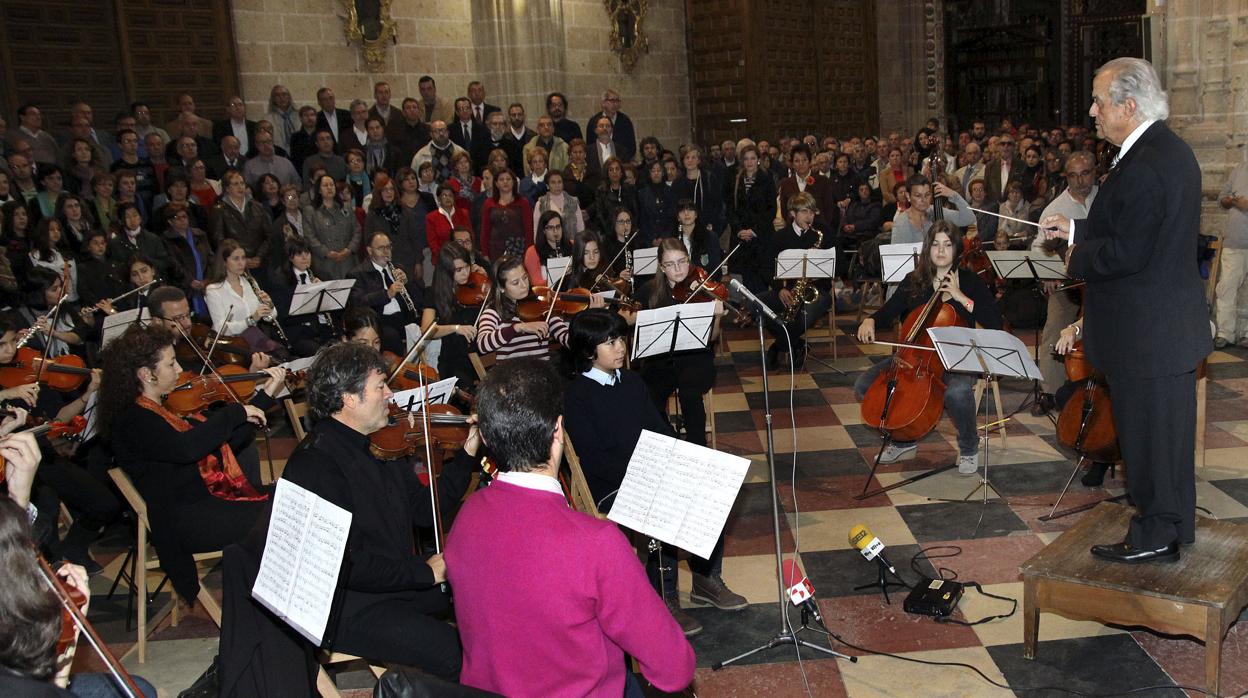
left=475, top=254, right=602, bottom=362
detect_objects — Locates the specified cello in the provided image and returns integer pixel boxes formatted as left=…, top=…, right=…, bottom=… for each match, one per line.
left=1055, top=340, right=1119, bottom=463
left=859, top=271, right=970, bottom=443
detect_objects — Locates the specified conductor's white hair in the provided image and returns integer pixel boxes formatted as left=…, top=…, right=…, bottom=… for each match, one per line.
left=1097, top=57, right=1169, bottom=122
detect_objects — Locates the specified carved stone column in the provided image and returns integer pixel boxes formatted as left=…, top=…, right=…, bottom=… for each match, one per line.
left=876, top=0, right=946, bottom=135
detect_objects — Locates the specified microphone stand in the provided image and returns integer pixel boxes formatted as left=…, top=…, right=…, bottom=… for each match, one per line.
left=712, top=310, right=854, bottom=670
left=852, top=557, right=909, bottom=605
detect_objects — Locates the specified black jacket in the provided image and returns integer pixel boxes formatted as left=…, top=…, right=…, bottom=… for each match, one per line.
left=347, top=259, right=424, bottom=322
left=1068, top=121, right=1210, bottom=378
left=870, top=267, right=1003, bottom=331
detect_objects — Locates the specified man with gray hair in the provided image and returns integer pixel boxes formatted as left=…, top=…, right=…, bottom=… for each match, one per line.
left=1042, top=57, right=1209, bottom=564
left=585, top=88, right=636, bottom=162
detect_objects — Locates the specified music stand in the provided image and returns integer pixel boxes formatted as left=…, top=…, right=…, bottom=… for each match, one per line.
left=927, top=326, right=1042, bottom=536
left=878, top=243, right=922, bottom=284
left=543, top=256, right=572, bottom=286
left=775, top=248, right=842, bottom=374
left=985, top=250, right=1071, bottom=419
left=631, top=246, right=659, bottom=278
left=289, top=279, right=355, bottom=321
left=101, top=307, right=151, bottom=345
left=631, top=301, right=716, bottom=361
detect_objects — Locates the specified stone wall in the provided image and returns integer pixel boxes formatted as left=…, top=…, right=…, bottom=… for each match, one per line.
left=230, top=0, right=690, bottom=148
left=1156, top=1, right=1248, bottom=233
left=876, top=0, right=946, bottom=136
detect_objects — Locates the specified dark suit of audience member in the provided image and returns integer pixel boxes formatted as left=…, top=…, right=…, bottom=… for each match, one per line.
left=586, top=111, right=636, bottom=163
left=983, top=157, right=1025, bottom=204
left=387, top=119, right=431, bottom=166
left=778, top=175, right=837, bottom=233
left=551, top=118, right=582, bottom=146
left=212, top=120, right=259, bottom=157
left=289, top=129, right=319, bottom=174
left=471, top=134, right=519, bottom=175
left=316, top=109, right=353, bottom=148
left=448, top=120, right=487, bottom=160
left=727, top=172, right=779, bottom=292
left=205, top=153, right=247, bottom=181
left=165, top=136, right=216, bottom=161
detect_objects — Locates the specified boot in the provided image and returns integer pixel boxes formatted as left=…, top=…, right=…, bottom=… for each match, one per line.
left=1081, top=461, right=1112, bottom=487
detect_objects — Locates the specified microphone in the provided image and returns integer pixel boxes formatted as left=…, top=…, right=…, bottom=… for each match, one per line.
left=848, top=524, right=897, bottom=576
left=780, top=558, right=822, bottom=623
left=727, top=277, right=778, bottom=322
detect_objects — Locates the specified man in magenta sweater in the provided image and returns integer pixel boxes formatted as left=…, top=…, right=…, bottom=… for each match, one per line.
left=446, top=359, right=696, bottom=697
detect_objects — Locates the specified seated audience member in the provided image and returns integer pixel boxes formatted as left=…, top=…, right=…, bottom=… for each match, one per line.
left=446, top=357, right=695, bottom=697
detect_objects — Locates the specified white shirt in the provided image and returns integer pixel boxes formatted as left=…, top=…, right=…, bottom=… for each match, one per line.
left=597, top=140, right=615, bottom=164
left=352, top=125, right=367, bottom=146
left=205, top=277, right=267, bottom=336
left=321, top=110, right=340, bottom=141
left=373, top=261, right=402, bottom=315
left=231, top=119, right=249, bottom=154
left=998, top=160, right=1011, bottom=196
left=583, top=367, right=620, bottom=386
left=496, top=470, right=565, bottom=497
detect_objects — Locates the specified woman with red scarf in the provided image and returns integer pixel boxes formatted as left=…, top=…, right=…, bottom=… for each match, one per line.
left=98, top=324, right=285, bottom=605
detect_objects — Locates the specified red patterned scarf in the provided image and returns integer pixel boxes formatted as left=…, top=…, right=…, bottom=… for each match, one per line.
left=136, top=396, right=268, bottom=502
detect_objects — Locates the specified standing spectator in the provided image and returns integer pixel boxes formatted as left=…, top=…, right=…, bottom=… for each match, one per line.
left=546, top=92, right=583, bottom=145
left=504, top=102, right=535, bottom=152
left=163, top=93, right=214, bottom=142
left=387, top=98, right=431, bottom=166
left=417, top=75, right=454, bottom=125
left=265, top=84, right=298, bottom=153
left=314, top=87, right=351, bottom=145
left=8, top=105, right=58, bottom=165
left=369, top=80, right=395, bottom=125
left=1214, top=158, right=1248, bottom=348
left=338, top=99, right=371, bottom=154
left=412, top=121, right=466, bottom=184
left=110, top=130, right=157, bottom=212
left=213, top=96, right=257, bottom=157
left=289, top=106, right=320, bottom=174
left=670, top=145, right=725, bottom=241
left=727, top=145, right=778, bottom=292
left=301, top=130, right=347, bottom=186
left=481, top=167, right=532, bottom=260
left=524, top=115, right=568, bottom=174
left=131, top=101, right=171, bottom=151
left=242, top=130, right=299, bottom=187
left=466, top=81, right=499, bottom=124
left=585, top=89, right=636, bottom=163
left=210, top=170, right=270, bottom=271
left=303, top=174, right=360, bottom=279
left=637, top=160, right=676, bottom=244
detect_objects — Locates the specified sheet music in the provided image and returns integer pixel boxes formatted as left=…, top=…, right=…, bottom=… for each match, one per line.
left=289, top=279, right=356, bottom=316
left=983, top=250, right=1069, bottom=280
left=775, top=248, right=836, bottom=280
left=631, top=302, right=716, bottom=360
left=252, top=479, right=352, bottom=646
left=926, top=326, right=1043, bottom=380
left=543, top=256, right=573, bottom=286
left=608, top=430, right=750, bottom=559
left=879, top=243, right=923, bottom=283
left=390, top=376, right=458, bottom=407
left=631, top=246, right=659, bottom=276
left=101, top=307, right=150, bottom=345
left=593, top=289, right=617, bottom=302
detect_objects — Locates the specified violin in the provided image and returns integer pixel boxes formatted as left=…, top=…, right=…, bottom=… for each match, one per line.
left=860, top=271, right=969, bottom=441
left=670, top=266, right=751, bottom=324
left=0, top=348, right=93, bottom=391
left=960, top=232, right=999, bottom=288
left=369, top=402, right=472, bottom=459
left=514, top=285, right=610, bottom=321
left=455, top=270, right=492, bottom=307
left=162, top=365, right=305, bottom=415
left=175, top=323, right=252, bottom=368
left=383, top=351, right=440, bottom=391
left=1055, top=340, right=1119, bottom=463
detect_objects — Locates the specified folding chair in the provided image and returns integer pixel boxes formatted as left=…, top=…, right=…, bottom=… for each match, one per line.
left=562, top=433, right=607, bottom=519
left=107, top=468, right=223, bottom=663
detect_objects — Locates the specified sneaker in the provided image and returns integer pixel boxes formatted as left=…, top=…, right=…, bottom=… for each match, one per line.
left=665, top=597, right=703, bottom=636
left=1215, top=337, right=1230, bottom=349
left=690, top=573, right=748, bottom=611
left=957, top=452, right=980, bottom=476
left=877, top=442, right=918, bottom=464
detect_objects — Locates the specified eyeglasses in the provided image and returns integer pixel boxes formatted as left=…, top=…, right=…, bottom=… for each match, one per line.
left=660, top=258, right=689, bottom=270
left=615, top=219, right=632, bottom=226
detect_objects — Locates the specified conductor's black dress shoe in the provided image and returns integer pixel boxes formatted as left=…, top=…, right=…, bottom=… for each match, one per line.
left=1090, top=540, right=1179, bottom=564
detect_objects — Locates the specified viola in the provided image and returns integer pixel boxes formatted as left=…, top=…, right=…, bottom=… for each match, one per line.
left=860, top=272, right=969, bottom=441
left=176, top=323, right=252, bottom=368
left=369, top=402, right=472, bottom=459
left=0, top=348, right=93, bottom=391
left=383, top=351, right=440, bottom=391
left=1055, top=341, right=1119, bottom=463
left=162, top=365, right=305, bottom=415
left=670, top=266, right=751, bottom=324
left=455, top=270, right=491, bottom=307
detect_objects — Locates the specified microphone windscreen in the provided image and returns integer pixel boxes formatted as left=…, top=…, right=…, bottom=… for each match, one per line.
left=849, top=523, right=871, bottom=549
left=781, top=558, right=803, bottom=588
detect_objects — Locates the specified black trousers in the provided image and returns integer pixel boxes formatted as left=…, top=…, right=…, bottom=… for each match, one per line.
left=378, top=311, right=410, bottom=355
left=332, top=589, right=461, bottom=680
left=1105, top=369, right=1198, bottom=548
left=641, top=352, right=716, bottom=447
left=37, top=455, right=121, bottom=531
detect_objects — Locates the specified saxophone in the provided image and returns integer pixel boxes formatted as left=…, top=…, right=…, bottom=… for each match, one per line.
left=781, top=229, right=823, bottom=324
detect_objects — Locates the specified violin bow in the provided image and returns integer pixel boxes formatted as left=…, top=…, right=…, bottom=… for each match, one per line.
left=172, top=321, right=245, bottom=407
left=386, top=323, right=439, bottom=385
left=413, top=364, right=444, bottom=559
left=543, top=263, right=570, bottom=324
left=679, top=242, right=743, bottom=306
left=201, top=304, right=234, bottom=377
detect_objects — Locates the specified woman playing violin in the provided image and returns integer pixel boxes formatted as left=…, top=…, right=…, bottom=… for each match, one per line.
left=475, top=255, right=600, bottom=363
left=635, top=238, right=726, bottom=448
left=523, top=210, right=574, bottom=285
left=99, top=324, right=284, bottom=606
left=420, top=243, right=480, bottom=389
left=854, top=221, right=1002, bottom=474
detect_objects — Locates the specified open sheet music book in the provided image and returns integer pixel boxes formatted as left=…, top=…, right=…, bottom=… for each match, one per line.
left=607, top=430, right=750, bottom=559
left=252, top=479, right=352, bottom=646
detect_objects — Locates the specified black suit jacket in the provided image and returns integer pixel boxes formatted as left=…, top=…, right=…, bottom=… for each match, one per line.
left=470, top=102, right=500, bottom=123
left=315, top=109, right=353, bottom=144
left=205, top=154, right=247, bottom=180
left=472, top=135, right=520, bottom=174
left=448, top=119, right=487, bottom=155
left=1068, top=121, right=1210, bottom=378
left=586, top=111, right=636, bottom=163
left=347, top=259, right=422, bottom=321
left=211, top=119, right=259, bottom=157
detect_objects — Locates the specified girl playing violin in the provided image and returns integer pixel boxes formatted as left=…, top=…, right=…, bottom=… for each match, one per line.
left=99, top=324, right=284, bottom=606
left=635, top=238, right=726, bottom=448
left=475, top=255, right=601, bottom=363
left=854, top=220, right=1002, bottom=474
left=420, top=243, right=481, bottom=389
left=524, top=211, right=574, bottom=286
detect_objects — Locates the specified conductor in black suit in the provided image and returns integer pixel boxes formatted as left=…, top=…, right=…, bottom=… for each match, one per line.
left=348, top=231, right=424, bottom=355
left=1042, top=58, right=1211, bottom=565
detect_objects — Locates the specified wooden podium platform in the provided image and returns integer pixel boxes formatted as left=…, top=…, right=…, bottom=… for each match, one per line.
left=1020, top=503, right=1248, bottom=694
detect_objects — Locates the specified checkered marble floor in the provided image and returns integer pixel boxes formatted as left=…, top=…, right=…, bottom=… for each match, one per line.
left=72, top=319, right=1248, bottom=697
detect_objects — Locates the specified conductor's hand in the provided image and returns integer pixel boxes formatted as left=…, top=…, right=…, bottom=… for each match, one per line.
left=427, top=553, right=447, bottom=584
left=1040, top=214, right=1071, bottom=240
left=243, top=404, right=268, bottom=427
left=857, top=318, right=876, bottom=344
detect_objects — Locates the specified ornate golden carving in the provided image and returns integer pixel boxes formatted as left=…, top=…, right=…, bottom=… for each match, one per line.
left=604, top=0, right=649, bottom=71
left=340, top=0, right=396, bottom=72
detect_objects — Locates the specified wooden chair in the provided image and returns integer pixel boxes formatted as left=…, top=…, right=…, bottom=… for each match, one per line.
left=469, top=351, right=493, bottom=381
left=315, top=652, right=386, bottom=698
left=1205, top=237, right=1224, bottom=306
left=107, top=468, right=223, bottom=663
left=563, top=433, right=607, bottom=519
left=283, top=397, right=310, bottom=442
left=973, top=377, right=1008, bottom=449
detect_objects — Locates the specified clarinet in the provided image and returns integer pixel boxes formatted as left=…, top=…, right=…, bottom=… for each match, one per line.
left=244, top=271, right=291, bottom=347
left=386, top=261, right=418, bottom=315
